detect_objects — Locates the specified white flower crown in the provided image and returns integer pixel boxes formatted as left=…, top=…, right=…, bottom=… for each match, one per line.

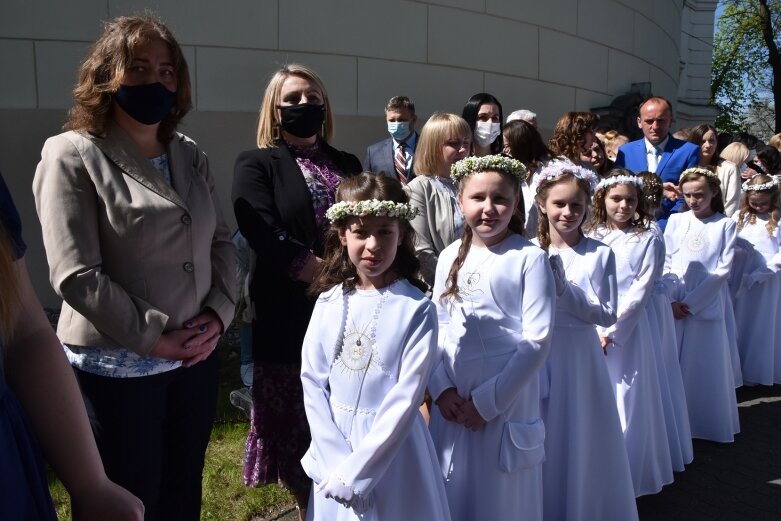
left=531, top=159, right=600, bottom=194
left=595, top=174, right=644, bottom=193
left=681, top=166, right=717, bottom=179
left=742, top=175, right=780, bottom=192
left=450, top=155, right=527, bottom=183
left=325, top=199, right=417, bottom=223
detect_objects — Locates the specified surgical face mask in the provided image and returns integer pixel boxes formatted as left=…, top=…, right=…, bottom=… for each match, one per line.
left=474, top=121, right=501, bottom=147
left=387, top=121, right=411, bottom=141
left=114, top=82, right=176, bottom=125
left=278, top=103, right=325, bottom=138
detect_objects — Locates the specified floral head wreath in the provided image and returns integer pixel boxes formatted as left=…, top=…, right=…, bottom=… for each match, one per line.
left=680, top=166, right=717, bottom=179
left=325, top=199, right=417, bottom=223
left=595, top=175, right=644, bottom=193
left=532, top=159, right=599, bottom=194
left=450, top=154, right=527, bottom=183
left=742, top=175, right=780, bottom=192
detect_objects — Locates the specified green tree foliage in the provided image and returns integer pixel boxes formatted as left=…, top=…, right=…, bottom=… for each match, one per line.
left=711, top=0, right=781, bottom=133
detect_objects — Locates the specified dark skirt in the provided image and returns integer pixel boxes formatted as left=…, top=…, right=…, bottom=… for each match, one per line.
left=243, top=361, right=311, bottom=498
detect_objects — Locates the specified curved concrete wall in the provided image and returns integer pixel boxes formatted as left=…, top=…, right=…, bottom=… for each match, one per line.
left=0, top=0, right=716, bottom=305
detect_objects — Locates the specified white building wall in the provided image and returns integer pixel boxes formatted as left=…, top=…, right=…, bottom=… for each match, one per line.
left=0, top=0, right=717, bottom=305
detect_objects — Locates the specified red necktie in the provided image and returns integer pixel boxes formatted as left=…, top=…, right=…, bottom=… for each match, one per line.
left=395, top=143, right=408, bottom=184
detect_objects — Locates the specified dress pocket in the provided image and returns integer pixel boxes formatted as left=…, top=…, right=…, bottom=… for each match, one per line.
left=499, top=417, right=545, bottom=472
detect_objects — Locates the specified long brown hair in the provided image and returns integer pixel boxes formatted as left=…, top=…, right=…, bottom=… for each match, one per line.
left=587, top=168, right=651, bottom=233
left=0, top=226, right=19, bottom=344
left=65, top=14, right=192, bottom=142
left=737, top=174, right=781, bottom=236
left=309, top=173, right=426, bottom=295
left=439, top=169, right=523, bottom=303
left=535, top=174, right=592, bottom=252
left=548, top=112, right=598, bottom=163
left=679, top=168, right=725, bottom=215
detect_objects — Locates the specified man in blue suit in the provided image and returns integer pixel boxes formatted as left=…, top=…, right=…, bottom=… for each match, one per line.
left=614, top=96, right=700, bottom=228
left=363, top=96, right=418, bottom=185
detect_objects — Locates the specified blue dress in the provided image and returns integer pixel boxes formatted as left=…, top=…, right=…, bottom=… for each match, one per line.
left=0, top=172, right=58, bottom=520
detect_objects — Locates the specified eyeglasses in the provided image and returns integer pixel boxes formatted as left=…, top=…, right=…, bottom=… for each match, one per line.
left=444, top=139, right=471, bottom=150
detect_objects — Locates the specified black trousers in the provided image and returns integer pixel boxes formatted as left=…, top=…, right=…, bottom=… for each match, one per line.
left=75, top=353, right=218, bottom=521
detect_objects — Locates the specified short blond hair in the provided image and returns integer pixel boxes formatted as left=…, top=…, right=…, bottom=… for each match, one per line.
left=414, top=113, right=471, bottom=176
left=255, top=64, right=334, bottom=148
left=768, top=132, right=781, bottom=152
left=720, top=142, right=750, bottom=166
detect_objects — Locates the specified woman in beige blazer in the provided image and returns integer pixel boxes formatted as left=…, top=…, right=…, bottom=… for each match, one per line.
left=405, top=113, right=472, bottom=286
left=32, top=16, right=234, bottom=521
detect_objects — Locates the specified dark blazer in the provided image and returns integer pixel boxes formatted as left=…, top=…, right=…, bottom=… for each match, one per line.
left=614, top=135, right=700, bottom=226
left=363, top=133, right=418, bottom=182
left=232, top=141, right=361, bottom=363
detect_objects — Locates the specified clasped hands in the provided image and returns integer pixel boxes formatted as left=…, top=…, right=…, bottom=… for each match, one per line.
left=435, top=388, right=487, bottom=431
left=149, top=309, right=222, bottom=367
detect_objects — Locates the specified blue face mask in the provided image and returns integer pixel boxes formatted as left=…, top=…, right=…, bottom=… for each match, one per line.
left=114, top=82, right=177, bottom=125
left=387, top=121, right=411, bottom=141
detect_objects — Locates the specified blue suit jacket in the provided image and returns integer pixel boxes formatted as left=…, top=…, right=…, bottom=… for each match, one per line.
left=363, top=133, right=417, bottom=182
left=614, top=135, right=699, bottom=227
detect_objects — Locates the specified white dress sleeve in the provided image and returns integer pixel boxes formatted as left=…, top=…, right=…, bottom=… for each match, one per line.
left=329, top=302, right=439, bottom=498
left=603, top=234, right=660, bottom=346
left=470, top=251, right=555, bottom=421
left=682, top=219, right=736, bottom=316
left=556, top=245, right=618, bottom=328
left=428, top=246, right=457, bottom=401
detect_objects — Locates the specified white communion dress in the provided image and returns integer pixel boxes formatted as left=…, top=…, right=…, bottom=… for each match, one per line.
left=300, top=279, right=451, bottom=521
left=428, top=233, right=555, bottom=521
left=589, top=225, right=674, bottom=497
left=663, top=211, right=740, bottom=443
left=534, top=236, right=639, bottom=521
left=731, top=212, right=781, bottom=385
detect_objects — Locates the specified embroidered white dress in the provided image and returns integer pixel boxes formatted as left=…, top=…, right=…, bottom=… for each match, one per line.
left=663, top=211, right=740, bottom=443
left=589, top=226, right=674, bottom=497
left=533, top=237, right=639, bottom=521
left=300, top=280, right=450, bottom=521
left=645, top=223, right=693, bottom=471
left=428, top=234, right=555, bottom=521
left=730, top=212, right=781, bottom=385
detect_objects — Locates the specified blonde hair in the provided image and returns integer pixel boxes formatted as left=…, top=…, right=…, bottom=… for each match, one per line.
left=768, top=133, right=781, bottom=152
left=720, top=142, right=750, bottom=167
left=255, top=64, right=334, bottom=148
left=737, top=174, right=781, bottom=236
left=414, top=113, right=471, bottom=176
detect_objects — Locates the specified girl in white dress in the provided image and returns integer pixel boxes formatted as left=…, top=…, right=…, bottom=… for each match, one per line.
left=532, top=160, right=638, bottom=521
left=428, top=155, right=556, bottom=521
left=638, top=172, right=693, bottom=472
left=300, top=173, right=450, bottom=521
left=586, top=171, right=673, bottom=496
left=732, top=174, right=781, bottom=385
left=663, top=167, right=740, bottom=443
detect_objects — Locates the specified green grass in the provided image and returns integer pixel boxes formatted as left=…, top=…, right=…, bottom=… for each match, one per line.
left=48, top=337, right=294, bottom=520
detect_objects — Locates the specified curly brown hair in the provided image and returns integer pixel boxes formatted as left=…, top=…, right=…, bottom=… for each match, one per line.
left=737, top=174, right=781, bottom=236
left=587, top=168, right=651, bottom=233
left=309, top=173, right=427, bottom=296
left=65, top=14, right=192, bottom=142
left=548, top=112, right=598, bottom=163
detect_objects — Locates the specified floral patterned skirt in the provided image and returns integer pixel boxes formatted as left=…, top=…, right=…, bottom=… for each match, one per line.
left=243, top=361, right=311, bottom=498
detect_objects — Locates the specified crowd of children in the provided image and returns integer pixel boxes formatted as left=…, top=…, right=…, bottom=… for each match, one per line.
left=296, top=153, right=780, bottom=520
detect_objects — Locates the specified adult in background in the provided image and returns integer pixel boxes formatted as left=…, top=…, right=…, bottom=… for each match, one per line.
left=720, top=142, right=751, bottom=182
left=363, top=95, right=419, bottom=184
left=689, top=124, right=741, bottom=216
left=614, top=96, right=699, bottom=229
left=232, top=63, right=361, bottom=520
left=548, top=111, right=599, bottom=167
left=506, top=108, right=537, bottom=128
left=32, top=15, right=235, bottom=521
left=405, top=113, right=472, bottom=286
left=462, top=93, right=503, bottom=156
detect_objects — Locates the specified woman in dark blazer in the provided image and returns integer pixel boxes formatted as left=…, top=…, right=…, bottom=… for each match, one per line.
left=232, top=63, right=361, bottom=519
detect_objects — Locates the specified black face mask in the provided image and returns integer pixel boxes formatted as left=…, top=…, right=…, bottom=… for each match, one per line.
left=277, top=103, right=325, bottom=138
left=114, top=82, right=176, bottom=125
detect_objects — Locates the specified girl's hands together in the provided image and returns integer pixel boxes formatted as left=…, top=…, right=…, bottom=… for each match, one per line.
left=671, top=301, right=690, bottom=320
left=456, top=399, right=487, bottom=432
left=435, top=388, right=466, bottom=422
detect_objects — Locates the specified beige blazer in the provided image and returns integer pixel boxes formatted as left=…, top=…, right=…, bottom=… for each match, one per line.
left=33, top=123, right=235, bottom=356
left=405, top=175, right=457, bottom=286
